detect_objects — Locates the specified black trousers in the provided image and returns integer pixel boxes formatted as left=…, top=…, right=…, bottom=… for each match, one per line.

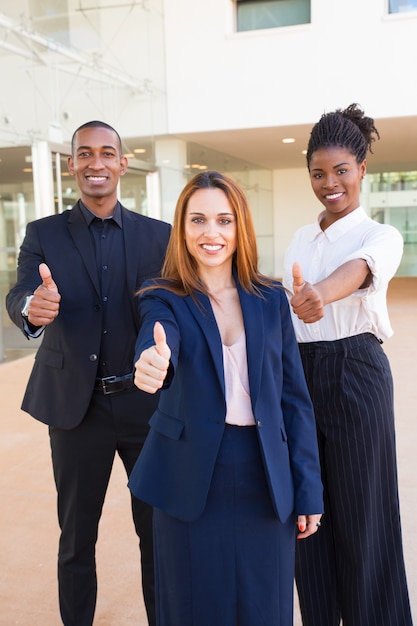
left=295, top=333, right=413, bottom=626
left=49, top=386, right=156, bottom=626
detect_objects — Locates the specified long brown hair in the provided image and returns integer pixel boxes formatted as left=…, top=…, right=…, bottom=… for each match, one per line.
left=145, top=170, right=274, bottom=298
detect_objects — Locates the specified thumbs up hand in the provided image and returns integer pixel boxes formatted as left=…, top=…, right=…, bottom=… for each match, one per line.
left=153, top=321, right=171, bottom=361
left=27, top=263, right=61, bottom=326
left=39, top=263, right=59, bottom=292
left=135, top=322, right=171, bottom=394
left=290, top=262, right=324, bottom=324
left=292, top=262, right=306, bottom=295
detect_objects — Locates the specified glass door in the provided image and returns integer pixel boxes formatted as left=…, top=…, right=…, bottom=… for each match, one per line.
left=120, top=159, right=160, bottom=218
left=0, top=145, right=37, bottom=359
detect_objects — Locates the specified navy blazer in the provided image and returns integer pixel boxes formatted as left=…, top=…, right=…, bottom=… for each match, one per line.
left=128, top=279, right=323, bottom=523
left=6, top=201, right=171, bottom=429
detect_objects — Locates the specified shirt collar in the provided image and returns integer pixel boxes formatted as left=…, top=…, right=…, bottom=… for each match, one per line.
left=313, top=206, right=367, bottom=243
left=79, top=200, right=123, bottom=228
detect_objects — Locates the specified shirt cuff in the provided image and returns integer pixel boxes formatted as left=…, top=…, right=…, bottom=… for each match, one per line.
left=23, top=318, right=45, bottom=338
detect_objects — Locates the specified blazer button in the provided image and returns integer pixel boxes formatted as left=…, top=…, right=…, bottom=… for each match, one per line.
left=89, top=354, right=98, bottom=362
left=257, top=420, right=262, bottom=428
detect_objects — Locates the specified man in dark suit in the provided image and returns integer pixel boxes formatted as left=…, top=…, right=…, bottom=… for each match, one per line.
left=6, top=120, right=171, bottom=626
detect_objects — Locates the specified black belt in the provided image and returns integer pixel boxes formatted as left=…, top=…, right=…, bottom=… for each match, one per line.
left=94, top=373, right=134, bottom=395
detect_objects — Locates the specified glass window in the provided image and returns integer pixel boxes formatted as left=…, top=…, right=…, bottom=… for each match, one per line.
left=388, top=0, right=417, bottom=13
left=236, top=0, right=310, bottom=32
left=51, top=152, right=73, bottom=214
left=120, top=167, right=149, bottom=216
left=366, top=171, right=417, bottom=277
left=369, top=171, right=417, bottom=192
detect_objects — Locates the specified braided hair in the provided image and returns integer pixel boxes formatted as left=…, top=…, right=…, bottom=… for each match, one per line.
left=306, top=103, right=380, bottom=169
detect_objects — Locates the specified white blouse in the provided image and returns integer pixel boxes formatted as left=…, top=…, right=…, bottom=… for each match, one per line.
left=222, top=332, right=255, bottom=426
left=283, top=206, right=403, bottom=343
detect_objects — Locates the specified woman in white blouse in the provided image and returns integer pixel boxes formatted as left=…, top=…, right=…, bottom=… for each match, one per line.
left=283, top=103, right=413, bottom=626
left=128, top=170, right=323, bottom=626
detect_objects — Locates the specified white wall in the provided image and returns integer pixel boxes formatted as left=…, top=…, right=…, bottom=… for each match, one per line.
left=273, top=167, right=322, bottom=278
left=162, top=0, right=417, bottom=133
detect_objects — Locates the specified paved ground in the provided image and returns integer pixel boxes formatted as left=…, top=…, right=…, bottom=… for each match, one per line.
left=1, top=277, right=416, bottom=625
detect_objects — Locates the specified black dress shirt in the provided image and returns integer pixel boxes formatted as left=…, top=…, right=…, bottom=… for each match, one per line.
left=80, top=201, right=137, bottom=378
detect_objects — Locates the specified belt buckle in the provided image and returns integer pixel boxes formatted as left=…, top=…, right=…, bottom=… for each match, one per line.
left=99, top=375, right=117, bottom=395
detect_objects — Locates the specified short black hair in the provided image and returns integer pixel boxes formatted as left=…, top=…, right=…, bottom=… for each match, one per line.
left=71, top=120, right=123, bottom=156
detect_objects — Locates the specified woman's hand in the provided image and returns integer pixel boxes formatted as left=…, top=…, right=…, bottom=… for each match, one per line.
left=134, top=321, right=171, bottom=394
left=290, top=259, right=372, bottom=324
left=291, top=262, right=325, bottom=323
left=296, top=514, right=323, bottom=540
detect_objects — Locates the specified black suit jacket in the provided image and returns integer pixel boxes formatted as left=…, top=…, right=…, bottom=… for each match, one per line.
left=6, top=201, right=171, bottom=429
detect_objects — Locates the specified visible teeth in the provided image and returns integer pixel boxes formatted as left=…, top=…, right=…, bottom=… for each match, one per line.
left=326, top=193, right=343, bottom=199
left=203, top=244, right=222, bottom=251
left=88, top=176, right=106, bottom=181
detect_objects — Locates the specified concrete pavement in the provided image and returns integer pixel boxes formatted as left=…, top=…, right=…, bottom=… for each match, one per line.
left=1, top=277, right=416, bottom=625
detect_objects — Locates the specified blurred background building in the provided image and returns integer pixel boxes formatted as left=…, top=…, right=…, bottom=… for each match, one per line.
left=1, top=0, right=416, bottom=358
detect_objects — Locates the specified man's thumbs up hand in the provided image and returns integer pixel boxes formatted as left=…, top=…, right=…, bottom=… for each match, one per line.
left=39, top=263, right=59, bottom=292
left=27, top=263, right=61, bottom=326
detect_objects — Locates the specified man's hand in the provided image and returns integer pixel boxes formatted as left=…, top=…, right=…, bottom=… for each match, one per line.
left=134, top=322, right=171, bottom=394
left=27, top=263, right=61, bottom=327
left=290, top=262, right=324, bottom=324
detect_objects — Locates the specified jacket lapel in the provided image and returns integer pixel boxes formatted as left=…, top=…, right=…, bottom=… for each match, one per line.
left=122, top=207, right=140, bottom=300
left=67, top=201, right=100, bottom=296
left=184, top=292, right=225, bottom=394
left=237, top=284, right=264, bottom=408
left=121, top=207, right=143, bottom=328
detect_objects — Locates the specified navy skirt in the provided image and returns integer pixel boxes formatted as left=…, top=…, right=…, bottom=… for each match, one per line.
left=153, top=424, right=296, bottom=626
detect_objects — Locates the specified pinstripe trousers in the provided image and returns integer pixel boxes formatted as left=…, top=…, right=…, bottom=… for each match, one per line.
left=295, top=333, right=413, bottom=626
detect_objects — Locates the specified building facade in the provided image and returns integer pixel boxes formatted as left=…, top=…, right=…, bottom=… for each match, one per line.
left=1, top=0, right=416, bottom=357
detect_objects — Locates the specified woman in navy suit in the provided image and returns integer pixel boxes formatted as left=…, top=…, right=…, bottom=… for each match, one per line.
left=128, top=170, right=323, bottom=626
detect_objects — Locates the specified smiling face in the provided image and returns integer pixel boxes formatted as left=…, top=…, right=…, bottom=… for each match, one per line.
left=184, top=187, right=237, bottom=277
left=68, top=125, right=128, bottom=216
left=309, top=146, right=366, bottom=228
